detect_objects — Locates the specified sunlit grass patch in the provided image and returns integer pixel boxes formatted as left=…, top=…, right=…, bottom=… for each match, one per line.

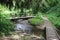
left=29, top=13, right=44, bottom=26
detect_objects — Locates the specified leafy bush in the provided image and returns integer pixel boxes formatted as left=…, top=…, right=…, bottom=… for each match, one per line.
left=0, top=13, right=14, bottom=36
left=46, top=14, right=60, bottom=29
left=0, top=4, right=19, bottom=18
left=46, top=4, right=60, bottom=30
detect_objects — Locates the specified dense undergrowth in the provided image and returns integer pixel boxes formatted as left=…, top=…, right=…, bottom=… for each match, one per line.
left=46, top=4, right=60, bottom=30
left=0, top=4, right=15, bottom=36
left=0, top=13, right=15, bottom=36
left=0, top=4, right=19, bottom=18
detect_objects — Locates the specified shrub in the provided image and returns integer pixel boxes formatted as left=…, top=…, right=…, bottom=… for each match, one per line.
left=0, top=13, right=14, bottom=36
left=46, top=4, right=60, bottom=29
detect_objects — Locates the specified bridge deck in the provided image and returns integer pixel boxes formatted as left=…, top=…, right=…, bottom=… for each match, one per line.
left=42, top=17, right=59, bottom=40
left=46, top=26, right=59, bottom=40
left=8, top=16, right=35, bottom=20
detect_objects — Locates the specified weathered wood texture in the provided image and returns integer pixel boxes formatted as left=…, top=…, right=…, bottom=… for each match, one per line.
left=42, top=17, right=60, bottom=40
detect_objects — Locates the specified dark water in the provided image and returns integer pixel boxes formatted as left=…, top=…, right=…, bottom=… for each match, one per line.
left=15, top=23, right=32, bottom=34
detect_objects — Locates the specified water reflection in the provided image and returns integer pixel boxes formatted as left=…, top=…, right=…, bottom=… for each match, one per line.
left=15, top=23, right=32, bottom=34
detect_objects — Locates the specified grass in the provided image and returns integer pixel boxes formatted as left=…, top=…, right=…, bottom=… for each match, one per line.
left=29, top=13, right=44, bottom=26
left=0, top=14, right=15, bottom=36
left=45, top=4, right=60, bottom=29
left=46, top=13, right=60, bottom=29
left=0, top=4, right=20, bottom=18
left=0, top=4, right=15, bottom=36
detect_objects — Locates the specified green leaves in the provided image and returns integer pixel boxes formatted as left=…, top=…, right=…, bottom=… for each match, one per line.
left=46, top=4, right=60, bottom=30
left=0, top=13, right=14, bottom=36
left=29, top=13, right=44, bottom=26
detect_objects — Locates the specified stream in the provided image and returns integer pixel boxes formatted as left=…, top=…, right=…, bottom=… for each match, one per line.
left=15, top=20, right=33, bottom=34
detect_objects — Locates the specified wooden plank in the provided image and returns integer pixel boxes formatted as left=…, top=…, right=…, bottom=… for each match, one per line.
left=8, top=16, right=35, bottom=20
left=44, top=18, right=59, bottom=40
left=42, top=17, right=59, bottom=40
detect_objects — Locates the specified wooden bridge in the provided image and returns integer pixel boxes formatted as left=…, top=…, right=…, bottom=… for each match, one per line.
left=8, top=16, right=35, bottom=21
left=42, top=17, right=60, bottom=40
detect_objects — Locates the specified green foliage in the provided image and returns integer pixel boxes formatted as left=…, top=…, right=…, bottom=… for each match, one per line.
left=0, top=4, right=11, bottom=17
left=0, top=4, right=15, bottom=36
left=0, top=4, right=20, bottom=18
left=29, top=13, right=44, bottom=26
left=46, top=14, right=60, bottom=30
left=0, top=13, right=14, bottom=36
left=46, top=4, right=60, bottom=29
left=29, top=19, right=40, bottom=26
left=0, top=0, right=60, bottom=16
left=0, top=4, right=9, bottom=11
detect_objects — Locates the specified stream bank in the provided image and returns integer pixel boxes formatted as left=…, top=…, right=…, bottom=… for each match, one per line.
left=0, top=19, right=45, bottom=40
